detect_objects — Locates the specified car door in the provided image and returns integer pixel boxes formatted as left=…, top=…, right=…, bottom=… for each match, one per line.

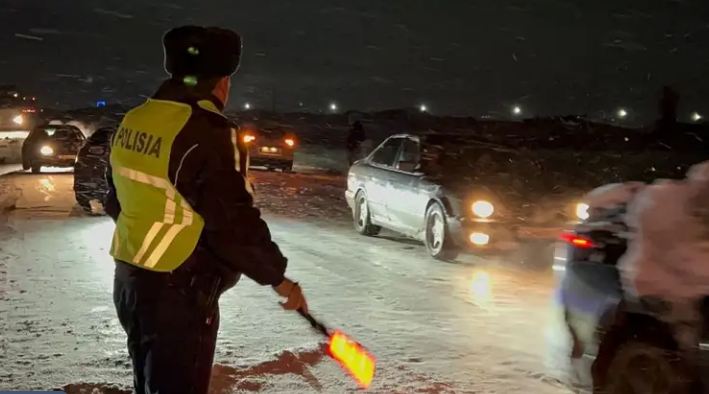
left=364, top=137, right=404, bottom=225
left=387, top=137, right=430, bottom=235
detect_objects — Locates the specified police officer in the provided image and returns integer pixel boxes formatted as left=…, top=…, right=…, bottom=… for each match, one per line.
left=105, top=26, right=308, bottom=394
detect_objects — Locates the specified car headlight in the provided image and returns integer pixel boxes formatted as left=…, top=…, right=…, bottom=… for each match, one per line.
left=40, top=145, right=54, bottom=156
left=13, top=114, right=24, bottom=125
left=472, top=200, right=494, bottom=218
left=576, top=202, right=590, bottom=220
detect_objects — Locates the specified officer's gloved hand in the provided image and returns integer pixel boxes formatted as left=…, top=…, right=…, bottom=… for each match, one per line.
left=273, top=278, right=308, bottom=313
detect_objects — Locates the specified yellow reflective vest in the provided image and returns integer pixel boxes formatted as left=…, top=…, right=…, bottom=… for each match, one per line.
left=109, top=98, right=207, bottom=272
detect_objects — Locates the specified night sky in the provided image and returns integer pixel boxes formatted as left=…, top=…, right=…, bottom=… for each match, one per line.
left=1, top=0, right=708, bottom=121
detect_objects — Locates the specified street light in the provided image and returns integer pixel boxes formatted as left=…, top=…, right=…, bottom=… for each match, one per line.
left=512, top=105, right=522, bottom=116
left=329, top=102, right=338, bottom=112
left=692, top=112, right=703, bottom=122
left=617, top=108, right=628, bottom=119
left=244, top=102, right=251, bottom=110
left=419, top=104, right=428, bottom=113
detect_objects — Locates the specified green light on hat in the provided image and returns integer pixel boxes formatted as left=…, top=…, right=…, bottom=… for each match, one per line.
left=182, top=75, right=198, bottom=87
left=187, top=46, right=200, bottom=56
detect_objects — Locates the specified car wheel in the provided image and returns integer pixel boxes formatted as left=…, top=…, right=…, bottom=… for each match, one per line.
left=75, top=193, right=93, bottom=214
left=31, top=163, right=41, bottom=174
left=353, top=191, right=380, bottom=236
left=425, top=203, right=459, bottom=261
left=283, top=162, right=294, bottom=173
left=600, top=341, right=692, bottom=394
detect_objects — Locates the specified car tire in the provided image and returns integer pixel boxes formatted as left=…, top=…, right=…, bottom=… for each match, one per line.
left=283, top=162, right=294, bottom=173
left=599, top=340, right=693, bottom=394
left=75, top=193, right=93, bottom=214
left=425, top=203, right=459, bottom=261
left=353, top=191, right=380, bottom=236
left=31, top=163, right=41, bottom=174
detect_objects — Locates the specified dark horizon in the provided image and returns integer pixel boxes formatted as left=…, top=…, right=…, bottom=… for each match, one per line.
left=1, top=0, right=708, bottom=122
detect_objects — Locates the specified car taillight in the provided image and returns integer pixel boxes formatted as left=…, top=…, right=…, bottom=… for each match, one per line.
left=284, top=138, right=295, bottom=147
left=243, top=134, right=256, bottom=143
left=560, top=232, right=596, bottom=249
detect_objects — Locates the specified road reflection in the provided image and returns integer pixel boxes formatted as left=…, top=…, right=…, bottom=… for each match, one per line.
left=469, top=269, right=493, bottom=307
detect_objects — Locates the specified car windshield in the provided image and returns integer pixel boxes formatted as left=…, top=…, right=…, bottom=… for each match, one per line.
left=40, top=126, right=84, bottom=142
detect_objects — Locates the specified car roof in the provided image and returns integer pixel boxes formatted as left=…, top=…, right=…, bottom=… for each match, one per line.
left=386, top=132, right=512, bottom=150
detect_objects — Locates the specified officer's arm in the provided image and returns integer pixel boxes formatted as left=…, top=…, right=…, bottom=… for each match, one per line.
left=104, top=147, right=121, bottom=221
left=196, top=128, right=287, bottom=286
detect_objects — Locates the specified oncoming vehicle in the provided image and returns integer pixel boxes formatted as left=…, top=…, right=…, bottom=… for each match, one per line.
left=241, top=126, right=297, bottom=172
left=345, top=133, right=588, bottom=261
left=74, top=127, right=114, bottom=214
left=21, top=124, right=85, bottom=173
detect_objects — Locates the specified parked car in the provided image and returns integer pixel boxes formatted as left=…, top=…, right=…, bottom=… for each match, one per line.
left=345, top=133, right=588, bottom=260
left=554, top=203, right=708, bottom=393
left=22, top=124, right=85, bottom=173
left=240, top=126, right=297, bottom=172
left=74, top=127, right=114, bottom=214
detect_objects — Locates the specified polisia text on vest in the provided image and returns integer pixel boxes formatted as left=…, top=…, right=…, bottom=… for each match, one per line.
left=113, top=127, right=163, bottom=158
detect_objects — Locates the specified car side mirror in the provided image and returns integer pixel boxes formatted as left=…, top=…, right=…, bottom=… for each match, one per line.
left=397, top=160, right=419, bottom=173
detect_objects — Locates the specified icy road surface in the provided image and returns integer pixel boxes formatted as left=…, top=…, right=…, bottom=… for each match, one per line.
left=0, top=171, right=573, bottom=393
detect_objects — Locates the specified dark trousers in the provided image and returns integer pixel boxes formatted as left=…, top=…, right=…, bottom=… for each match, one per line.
left=113, top=261, right=220, bottom=394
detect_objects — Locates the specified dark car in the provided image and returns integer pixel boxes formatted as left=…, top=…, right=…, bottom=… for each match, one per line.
left=345, top=133, right=588, bottom=260
left=74, top=127, right=114, bottom=214
left=22, top=124, right=85, bottom=173
left=554, top=204, right=709, bottom=393
left=240, top=126, right=297, bottom=172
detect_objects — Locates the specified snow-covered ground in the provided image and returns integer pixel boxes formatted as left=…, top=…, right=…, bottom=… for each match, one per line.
left=0, top=171, right=574, bottom=393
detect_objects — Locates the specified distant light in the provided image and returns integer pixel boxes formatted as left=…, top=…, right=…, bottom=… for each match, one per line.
left=617, top=108, right=628, bottom=118
left=244, top=102, right=251, bottom=110
left=31, top=97, right=36, bottom=101
left=330, top=102, right=338, bottom=112
left=692, top=112, right=703, bottom=122
left=419, top=104, right=428, bottom=113
left=96, top=100, right=107, bottom=108
left=512, top=105, right=522, bottom=116
left=12, top=92, right=18, bottom=98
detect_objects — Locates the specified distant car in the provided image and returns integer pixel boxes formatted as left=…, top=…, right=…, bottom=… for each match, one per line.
left=0, top=89, right=38, bottom=163
left=0, top=88, right=37, bottom=133
left=74, top=127, right=114, bottom=214
left=345, top=134, right=587, bottom=260
left=22, top=124, right=86, bottom=173
left=241, top=127, right=297, bottom=172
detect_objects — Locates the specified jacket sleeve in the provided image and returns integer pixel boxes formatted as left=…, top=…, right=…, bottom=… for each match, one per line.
left=193, top=124, right=288, bottom=286
left=104, top=145, right=121, bottom=221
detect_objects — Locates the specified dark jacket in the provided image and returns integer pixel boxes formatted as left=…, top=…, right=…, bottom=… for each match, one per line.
left=106, top=79, right=287, bottom=287
left=346, top=125, right=366, bottom=151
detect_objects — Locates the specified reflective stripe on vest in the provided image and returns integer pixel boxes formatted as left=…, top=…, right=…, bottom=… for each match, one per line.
left=115, top=166, right=197, bottom=267
left=110, top=98, right=205, bottom=272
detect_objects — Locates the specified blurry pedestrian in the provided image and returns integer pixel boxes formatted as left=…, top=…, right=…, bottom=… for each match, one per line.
left=346, top=121, right=366, bottom=165
left=105, top=25, right=308, bottom=394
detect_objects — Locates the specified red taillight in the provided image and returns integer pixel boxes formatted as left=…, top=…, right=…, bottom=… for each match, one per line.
left=560, top=232, right=596, bottom=249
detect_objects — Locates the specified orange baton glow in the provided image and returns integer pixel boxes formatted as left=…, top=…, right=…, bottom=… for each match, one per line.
left=327, top=330, right=376, bottom=389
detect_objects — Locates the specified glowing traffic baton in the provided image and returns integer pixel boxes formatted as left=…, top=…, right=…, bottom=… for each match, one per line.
left=298, top=309, right=376, bottom=389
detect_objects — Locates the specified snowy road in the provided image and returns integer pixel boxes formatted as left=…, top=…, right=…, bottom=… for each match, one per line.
left=0, top=172, right=573, bottom=393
